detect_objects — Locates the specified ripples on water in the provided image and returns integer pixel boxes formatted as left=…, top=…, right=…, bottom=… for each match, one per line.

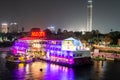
left=1, top=52, right=120, bottom=80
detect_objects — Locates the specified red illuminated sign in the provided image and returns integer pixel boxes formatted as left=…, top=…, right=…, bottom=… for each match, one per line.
left=31, top=31, right=45, bottom=37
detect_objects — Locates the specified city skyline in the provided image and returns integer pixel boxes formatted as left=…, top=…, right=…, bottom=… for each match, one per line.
left=0, top=0, right=120, bottom=33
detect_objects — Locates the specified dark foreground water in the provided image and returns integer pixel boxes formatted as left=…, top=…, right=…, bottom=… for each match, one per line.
left=0, top=52, right=120, bottom=80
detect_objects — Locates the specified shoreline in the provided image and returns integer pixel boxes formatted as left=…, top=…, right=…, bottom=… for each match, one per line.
left=91, top=52, right=120, bottom=61
left=0, top=47, right=12, bottom=52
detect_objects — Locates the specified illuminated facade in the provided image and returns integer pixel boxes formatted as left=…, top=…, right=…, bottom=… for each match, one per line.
left=12, top=31, right=92, bottom=66
left=9, top=22, right=18, bottom=33
left=1, top=23, right=8, bottom=33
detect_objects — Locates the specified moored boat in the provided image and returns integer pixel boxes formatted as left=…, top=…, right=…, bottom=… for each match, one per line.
left=11, top=30, right=93, bottom=66
left=6, top=54, right=33, bottom=63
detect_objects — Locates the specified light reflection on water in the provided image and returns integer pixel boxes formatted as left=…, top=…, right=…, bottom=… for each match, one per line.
left=11, top=61, right=74, bottom=80
left=90, top=61, right=106, bottom=80
left=1, top=52, right=120, bottom=80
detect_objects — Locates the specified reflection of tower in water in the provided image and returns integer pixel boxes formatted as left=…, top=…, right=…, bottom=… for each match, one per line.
left=87, top=0, right=93, bottom=32
left=93, top=61, right=107, bottom=80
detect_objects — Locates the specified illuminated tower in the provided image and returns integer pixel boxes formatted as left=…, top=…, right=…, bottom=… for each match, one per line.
left=87, top=0, right=93, bottom=32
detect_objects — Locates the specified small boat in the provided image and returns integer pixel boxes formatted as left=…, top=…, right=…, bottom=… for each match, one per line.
left=6, top=54, right=33, bottom=63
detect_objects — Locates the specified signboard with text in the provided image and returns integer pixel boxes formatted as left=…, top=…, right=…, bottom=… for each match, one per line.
left=31, top=31, right=45, bottom=37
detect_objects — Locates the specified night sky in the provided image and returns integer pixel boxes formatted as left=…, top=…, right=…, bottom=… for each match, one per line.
left=0, top=0, right=120, bottom=33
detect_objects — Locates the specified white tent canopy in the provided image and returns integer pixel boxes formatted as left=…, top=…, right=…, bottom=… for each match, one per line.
left=62, top=37, right=83, bottom=51
left=64, top=37, right=83, bottom=47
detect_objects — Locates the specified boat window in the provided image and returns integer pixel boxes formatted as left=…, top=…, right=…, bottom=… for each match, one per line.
left=62, top=54, right=64, bottom=57
left=55, top=53, right=57, bottom=56
left=73, top=54, right=76, bottom=57
left=59, top=48, right=61, bottom=51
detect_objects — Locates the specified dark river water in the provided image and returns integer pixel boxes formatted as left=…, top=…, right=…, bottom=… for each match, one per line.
left=0, top=52, right=120, bottom=80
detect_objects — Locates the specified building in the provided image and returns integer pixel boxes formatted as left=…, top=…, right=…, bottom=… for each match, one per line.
left=1, top=23, right=8, bottom=33
left=9, top=22, right=18, bottom=33
left=87, top=0, right=93, bottom=32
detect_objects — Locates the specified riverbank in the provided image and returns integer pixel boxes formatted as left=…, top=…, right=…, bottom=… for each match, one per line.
left=1, top=46, right=120, bottom=62
left=0, top=41, right=13, bottom=47
left=91, top=52, right=120, bottom=61
left=0, top=47, right=12, bottom=52
left=93, top=45, right=120, bottom=53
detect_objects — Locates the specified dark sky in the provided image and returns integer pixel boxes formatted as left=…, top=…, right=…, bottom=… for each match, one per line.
left=0, top=0, right=120, bottom=33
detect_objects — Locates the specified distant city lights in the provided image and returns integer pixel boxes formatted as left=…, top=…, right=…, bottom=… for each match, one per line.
left=2, top=23, right=8, bottom=26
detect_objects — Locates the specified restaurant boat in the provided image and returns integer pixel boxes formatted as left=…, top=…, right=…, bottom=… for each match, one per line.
left=10, top=31, right=93, bottom=66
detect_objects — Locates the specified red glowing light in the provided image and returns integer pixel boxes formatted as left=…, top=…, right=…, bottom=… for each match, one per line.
left=31, top=31, right=45, bottom=37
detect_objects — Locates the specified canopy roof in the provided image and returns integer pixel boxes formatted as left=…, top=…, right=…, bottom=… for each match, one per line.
left=64, top=37, right=83, bottom=46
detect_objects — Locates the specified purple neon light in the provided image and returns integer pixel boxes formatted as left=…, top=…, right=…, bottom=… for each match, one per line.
left=13, top=38, right=75, bottom=64
left=13, top=41, right=28, bottom=54
left=50, top=56, right=74, bottom=64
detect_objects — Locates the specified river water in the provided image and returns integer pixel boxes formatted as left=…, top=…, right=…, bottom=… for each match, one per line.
left=0, top=52, right=120, bottom=80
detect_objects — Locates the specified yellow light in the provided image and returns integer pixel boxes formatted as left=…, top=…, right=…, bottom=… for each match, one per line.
left=18, top=63, right=24, bottom=69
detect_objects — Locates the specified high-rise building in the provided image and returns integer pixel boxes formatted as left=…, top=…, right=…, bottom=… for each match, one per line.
left=1, top=23, right=8, bottom=33
left=9, top=22, right=18, bottom=33
left=87, top=0, right=93, bottom=32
